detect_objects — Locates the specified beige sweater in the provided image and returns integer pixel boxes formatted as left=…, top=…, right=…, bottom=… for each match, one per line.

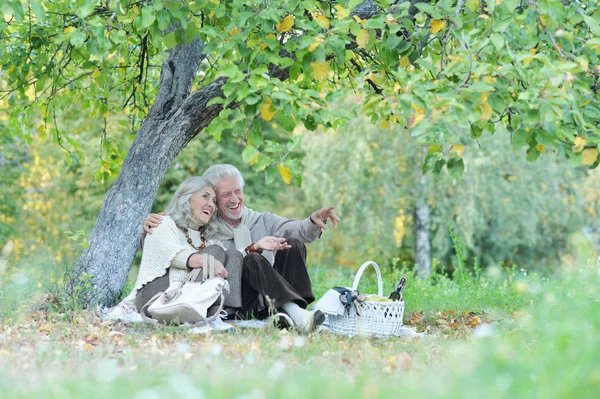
left=122, top=216, right=210, bottom=307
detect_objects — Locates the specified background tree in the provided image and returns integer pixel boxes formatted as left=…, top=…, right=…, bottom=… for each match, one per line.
left=299, top=114, right=595, bottom=273
left=2, top=0, right=598, bottom=304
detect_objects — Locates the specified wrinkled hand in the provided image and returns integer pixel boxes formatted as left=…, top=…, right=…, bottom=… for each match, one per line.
left=188, top=255, right=228, bottom=279
left=211, top=259, right=229, bottom=279
left=143, top=212, right=165, bottom=234
left=255, top=236, right=292, bottom=251
left=310, top=206, right=340, bottom=230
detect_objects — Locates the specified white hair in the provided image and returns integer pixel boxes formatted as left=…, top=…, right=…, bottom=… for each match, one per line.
left=164, top=176, right=213, bottom=229
left=203, top=164, right=245, bottom=188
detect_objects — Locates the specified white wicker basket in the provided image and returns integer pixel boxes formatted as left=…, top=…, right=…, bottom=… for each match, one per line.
left=324, top=261, right=405, bottom=338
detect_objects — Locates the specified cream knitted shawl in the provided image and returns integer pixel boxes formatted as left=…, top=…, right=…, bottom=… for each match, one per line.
left=121, top=216, right=194, bottom=307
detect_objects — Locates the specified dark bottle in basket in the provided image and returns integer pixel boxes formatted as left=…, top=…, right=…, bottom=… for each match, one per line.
left=388, top=277, right=407, bottom=301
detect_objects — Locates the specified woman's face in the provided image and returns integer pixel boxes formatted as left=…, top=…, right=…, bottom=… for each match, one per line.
left=189, top=186, right=217, bottom=225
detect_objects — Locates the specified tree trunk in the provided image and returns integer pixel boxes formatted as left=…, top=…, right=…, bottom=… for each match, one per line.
left=71, top=39, right=226, bottom=305
left=414, top=176, right=431, bottom=279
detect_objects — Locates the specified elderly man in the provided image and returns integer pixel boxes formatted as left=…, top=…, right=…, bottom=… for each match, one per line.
left=144, top=164, right=340, bottom=332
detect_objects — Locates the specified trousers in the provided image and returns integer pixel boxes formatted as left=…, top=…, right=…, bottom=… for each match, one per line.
left=241, top=238, right=315, bottom=319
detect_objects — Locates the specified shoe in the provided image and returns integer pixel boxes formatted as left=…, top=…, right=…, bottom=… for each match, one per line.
left=97, top=302, right=143, bottom=323
left=270, top=312, right=295, bottom=330
left=303, top=309, right=326, bottom=333
left=209, top=315, right=235, bottom=332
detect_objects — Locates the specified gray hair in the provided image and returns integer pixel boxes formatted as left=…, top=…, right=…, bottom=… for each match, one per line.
left=203, top=164, right=245, bottom=189
left=164, top=176, right=214, bottom=229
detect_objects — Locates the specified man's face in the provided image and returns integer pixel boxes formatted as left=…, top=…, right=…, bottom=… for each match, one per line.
left=215, top=176, right=244, bottom=223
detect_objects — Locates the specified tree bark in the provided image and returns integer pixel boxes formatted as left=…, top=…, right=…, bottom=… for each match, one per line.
left=70, top=39, right=227, bottom=305
left=414, top=176, right=431, bottom=279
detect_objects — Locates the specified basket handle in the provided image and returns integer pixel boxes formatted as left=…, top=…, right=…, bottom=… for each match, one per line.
left=351, top=261, right=383, bottom=296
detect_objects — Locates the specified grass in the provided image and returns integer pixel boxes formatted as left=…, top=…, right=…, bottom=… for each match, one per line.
left=1, top=252, right=600, bottom=398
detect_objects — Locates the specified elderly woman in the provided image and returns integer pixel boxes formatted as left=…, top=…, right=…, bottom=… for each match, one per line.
left=119, top=176, right=243, bottom=318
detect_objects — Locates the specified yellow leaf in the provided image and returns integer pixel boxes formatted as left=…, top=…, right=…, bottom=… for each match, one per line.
left=523, top=48, right=537, bottom=65
left=335, top=5, right=349, bottom=19
left=356, top=29, right=370, bottom=49
left=308, top=37, right=323, bottom=52
left=266, top=33, right=276, bottom=40
left=536, top=143, right=545, bottom=153
left=311, top=61, right=329, bottom=80
left=409, top=102, right=425, bottom=128
left=399, top=57, right=411, bottom=68
left=260, top=43, right=267, bottom=50
left=64, top=26, right=75, bottom=34
left=380, top=119, right=389, bottom=129
left=479, top=14, right=489, bottom=19
left=8, top=64, right=15, bottom=73
left=277, top=163, right=292, bottom=184
left=574, top=136, right=586, bottom=152
left=261, top=98, right=275, bottom=121
left=91, top=69, right=101, bottom=79
left=314, top=14, right=330, bottom=29
left=427, top=145, right=442, bottom=155
left=103, top=111, right=110, bottom=118
left=480, top=101, right=492, bottom=121
left=582, top=148, right=598, bottom=166
left=353, top=15, right=365, bottom=25
left=393, top=82, right=402, bottom=93
left=230, top=27, right=240, bottom=36
left=431, top=19, right=446, bottom=34
left=453, top=144, right=465, bottom=158
left=277, top=15, right=295, bottom=33
left=249, top=153, right=259, bottom=166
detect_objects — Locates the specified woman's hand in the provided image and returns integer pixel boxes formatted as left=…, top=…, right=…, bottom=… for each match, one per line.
left=211, top=259, right=229, bottom=279
left=143, top=212, right=165, bottom=234
left=254, top=236, right=292, bottom=251
left=187, top=254, right=229, bottom=279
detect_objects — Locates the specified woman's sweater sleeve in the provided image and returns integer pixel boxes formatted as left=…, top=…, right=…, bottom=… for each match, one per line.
left=170, top=248, right=197, bottom=269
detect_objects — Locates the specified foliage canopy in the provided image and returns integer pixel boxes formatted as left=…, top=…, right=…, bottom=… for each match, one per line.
left=2, top=0, right=599, bottom=181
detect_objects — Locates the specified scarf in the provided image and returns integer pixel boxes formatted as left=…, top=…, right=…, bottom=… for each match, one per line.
left=211, top=207, right=262, bottom=249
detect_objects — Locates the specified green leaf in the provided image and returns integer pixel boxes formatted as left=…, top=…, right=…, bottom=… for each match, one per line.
left=470, top=122, right=483, bottom=139
left=526, top=145, right=540, bottom=162
left=290, top=63, right=302, bottom=80
left=157, top=10, right=171, bottom=30
left=446, top=158, right=464, bottom=178
left=303, top=115, right=317, bottom=131
left=220, top=63, right=240, bottom=78
left=69, top=31, right=86, bottom=47
left=414, top=3, right=442, bottom=19
left=29, top=0, right=45, bottom=21
left=138, top=7, right=156, bottom=30
left=185, top=23, right=199, bottom=43
left=276, top=111, right=296, bottom=132
left=287, top=136, right=302, bottom=151
left=76, top=0, right=96, bottom=19
left=244, top=95, right=261, bottom=105
left=582, top=15, right=600, bottom=36
left=512, top=129, right=531, bottom=150
left=490, top=33, right=504, bottom=51
left=164, top=32, right=177, bottom=49
left=242, top=145, right=260, bottom=163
